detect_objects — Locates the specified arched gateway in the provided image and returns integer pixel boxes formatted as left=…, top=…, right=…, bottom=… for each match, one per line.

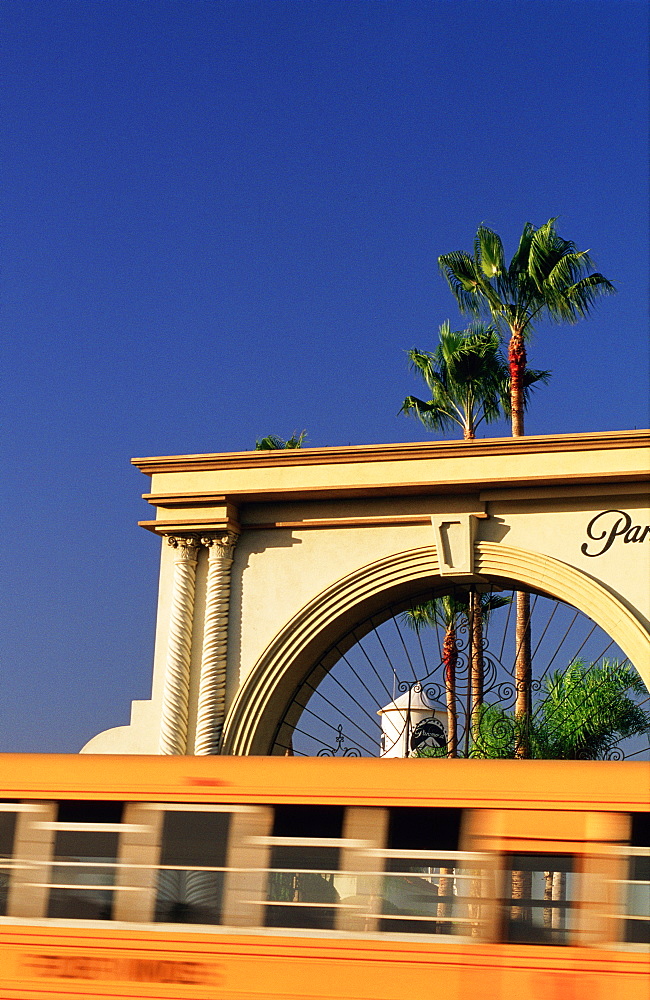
left=82, top=430, right=650, bottom=757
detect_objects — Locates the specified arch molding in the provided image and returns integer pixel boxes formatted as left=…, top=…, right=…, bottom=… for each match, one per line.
left=221, top=542, right=650, bottom=755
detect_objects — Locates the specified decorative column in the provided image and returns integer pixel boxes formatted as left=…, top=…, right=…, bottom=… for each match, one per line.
left=158, top=535, right=200, bottom=755
left=193, top=531, right=239, bottom=754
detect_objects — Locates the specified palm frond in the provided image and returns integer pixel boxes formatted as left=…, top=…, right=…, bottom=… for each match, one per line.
left=520, top=367, right=552, bottom=408
left=532, top=659, right=649, bottom=759
left=255, top=434, right=286, bottom=450
left=543, top=249, right=593, bottom=292
left=550, top=272, right=617, bottom=321
left=507, top=221, right=536, bottom=278
left=403, top=594, right=469, bottom=632
left=438, top=251, right=493, bottom=316
left=399, top=394, right=461, bottom=434
left=528, top=219, right=576, bottom=286
left=285, top=430, right=307, bottom=448
left=479, top=593, right=512, bottom=622
left=475, top=226, right=506, bottom=278
left=405, top=348, right=438, bottom=388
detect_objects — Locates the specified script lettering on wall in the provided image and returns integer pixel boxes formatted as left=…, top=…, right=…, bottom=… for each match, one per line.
left=581, top=509, right=650, bottom=558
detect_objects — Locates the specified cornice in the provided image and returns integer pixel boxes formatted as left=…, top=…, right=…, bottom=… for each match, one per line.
left=132, top=429, right=650, bottom=476
left=140, top=513, right=449, bottom=534
left=141, top=470, right=648, bottom=512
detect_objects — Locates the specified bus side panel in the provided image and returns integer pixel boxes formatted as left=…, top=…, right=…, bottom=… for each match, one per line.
left=493, top=946, right=650, bottom=1000
left=0, top=928, right=647, bottom=1000
left=0, top=927, right=222, bottom=999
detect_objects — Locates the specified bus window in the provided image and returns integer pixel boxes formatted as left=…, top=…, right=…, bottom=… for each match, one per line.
left=501, top=853, right=576, bottom=945
left=154, top=807, right=231, bottom=925
left=0, top=803, right=19, bottom=915
left=264, top=805, right=345, bottom=931
left=47, top=801, right=123, bottom=921
left=622, top=813, right=650, bottom=945
left=378, top=807, right=483, bottom=936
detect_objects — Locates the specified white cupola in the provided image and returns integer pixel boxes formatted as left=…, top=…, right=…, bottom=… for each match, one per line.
left=377, top=686, right=447, bottom=758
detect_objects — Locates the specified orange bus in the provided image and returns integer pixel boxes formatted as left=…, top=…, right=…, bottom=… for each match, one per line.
left=0, top=754, right=647, bottom=999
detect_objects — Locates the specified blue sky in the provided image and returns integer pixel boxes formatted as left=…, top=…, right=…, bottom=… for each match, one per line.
left=1, top=0, right=648, bottom=752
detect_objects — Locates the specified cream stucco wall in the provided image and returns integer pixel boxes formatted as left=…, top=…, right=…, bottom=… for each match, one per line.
left=81, top=431, right=650, bottom=755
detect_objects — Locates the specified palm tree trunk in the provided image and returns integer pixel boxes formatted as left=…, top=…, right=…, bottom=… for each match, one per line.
left=543, top=870, right=554, bottom=928
left=552, top=870, right=566, bottom=931
left=542, top=870, right=566, bottom=935
left=508, top=328, right=526, bottom=438
left=509, top=324, right=532, bottom=945
left=470, top=592, right=484, bottom=741
left=437, top=867, right=454, bottom=931
left=442, top=625, right=458, bottom=757
left=508, top=326, right=532, bottom=757
left=510, top=868, right=532, bottom=928
left=514, top=591, right=532, bottom=758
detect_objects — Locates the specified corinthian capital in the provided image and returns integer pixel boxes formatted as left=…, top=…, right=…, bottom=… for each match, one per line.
left=201, top=531, right=239, bottom=561
left=166, top=535, right=200, bottom=561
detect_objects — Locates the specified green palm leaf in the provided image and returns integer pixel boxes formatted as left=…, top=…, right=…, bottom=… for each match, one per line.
left=475, top=226, right=506, bottom=278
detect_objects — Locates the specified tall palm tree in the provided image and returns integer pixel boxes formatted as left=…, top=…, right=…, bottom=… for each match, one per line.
left=438, top=219, right=615, bottom=438
left=439, top=220, right=615, bottom=757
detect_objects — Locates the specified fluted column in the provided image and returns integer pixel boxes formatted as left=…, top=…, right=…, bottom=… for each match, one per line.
left=158, top=535, right=200, bottom=755
left=193, top=531, right=239, bottom=754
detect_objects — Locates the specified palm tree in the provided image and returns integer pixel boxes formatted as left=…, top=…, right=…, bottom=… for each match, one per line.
left=400, top=321, right=551, bottom=441
left=472, top=659, right=650, bottom=760
left=400, top=311, right=551, bottom=751
left=400, top=322, right=504, bottom=440
left=439, top=221, right=615, bottom=755
left=255, top=430, right=307, bottom=450
left=438, top=219, right=615, bottom=438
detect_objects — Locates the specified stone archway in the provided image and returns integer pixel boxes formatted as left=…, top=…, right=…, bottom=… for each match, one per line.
left=81, top=431, right=649, bottom=756
left=221, top=541, right=650, bottom=755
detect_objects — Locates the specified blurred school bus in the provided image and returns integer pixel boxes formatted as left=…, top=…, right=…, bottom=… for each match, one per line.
left=0, top=754, right=647, bottom=999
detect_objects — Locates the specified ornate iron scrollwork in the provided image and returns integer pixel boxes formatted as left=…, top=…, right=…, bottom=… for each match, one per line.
left=317, top=724, right=362, bottom=757
left=273, top=585, right=648, bottom=761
